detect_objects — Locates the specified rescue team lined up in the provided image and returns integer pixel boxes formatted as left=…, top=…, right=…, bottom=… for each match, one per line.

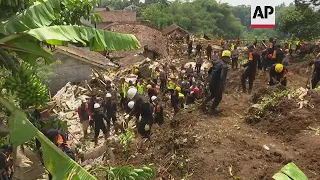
left=1, top=37, right=320, bottom=180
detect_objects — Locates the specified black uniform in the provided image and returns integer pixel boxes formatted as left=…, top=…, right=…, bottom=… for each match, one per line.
left=269, top=64, right=288, bottom=86
left=92, top=110, right=108, bottom=138
left=171, top=91, right=179, bottom=113
left=274, top=49, right=284, bottom=64
left=195, top=43, right=202, bottom=56
left=206, top=45, right=212, bottom=60
left=186, top=92, right=197, bottom=104
left=205, top=60, right=228, bottom=109
left=311, top=59, right=320, bottom=89
left=241, top=51, right=260, bottom=92
left=153, top=102, right=164, bottom=126
left=264, top=42, right=275, bottom=71
left=129, top=97, right=153, bottom=138
left=187, top=41, right=193, bottom=57
left=103, top=101, right=117, bottom=132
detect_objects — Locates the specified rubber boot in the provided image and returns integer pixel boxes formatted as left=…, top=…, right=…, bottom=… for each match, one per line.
left=210, top=104, right=223, bottom=114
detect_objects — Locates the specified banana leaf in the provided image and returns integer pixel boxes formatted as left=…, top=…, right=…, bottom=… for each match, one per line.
left=272, top=162, right=308, bottom=180
left=0, top=42, right=54, bottom=64
left=0, top=0, right=62, bottom=35
left=2, top=25, right=141, bottom=51
left=272, top=173, right=293, bottom=180
left=1, top=96, right=97, bottom=180
left=279, top=162, right=308, bottom=180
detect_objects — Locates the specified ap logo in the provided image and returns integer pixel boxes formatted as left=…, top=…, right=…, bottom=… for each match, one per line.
left=251, top=0, right=276, bottom=28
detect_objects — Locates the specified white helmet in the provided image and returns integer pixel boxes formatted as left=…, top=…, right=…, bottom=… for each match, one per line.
left=127, top=88, right=138, bottom=99
left=106, top=93, right=112, bottom=98
left=128, top=101, right=135, bottom=109
left=151, top=96, right=157, bottom=102
left=94, top=103, right=100, bottom=109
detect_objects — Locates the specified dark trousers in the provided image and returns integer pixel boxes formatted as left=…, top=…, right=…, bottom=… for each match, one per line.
left=120, top=95, right=127, bottom=108
left=138, top=117, right=152, bottom=138
left=94, top=123, right=107, bottom=138
left=257, top=57, right=262, bottom=70
left=160, top=79, right=166, bottom=92
left=207, top=52, right=211, bottom=60
left=263, top=58, right=274, bottom=71
left=202, top=87, right=223, bottom=110
left=196, top=64, right=201, bottom=74
left=154, top=114, right=164, bottom=125
left=187, top=49, right=192, bottom=57
left=241, top=69, right=256, bottom=92
left=311, top=72, right=319, bottom=89
left=195, top=50, right=200, bottom=56
left=106, top=114, right=116, bottom=131
left=232, top=58, right=238, bottom=69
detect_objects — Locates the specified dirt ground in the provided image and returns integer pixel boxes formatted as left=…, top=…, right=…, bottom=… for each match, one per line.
left=95, top=60, right=320, bottom=180
left=20, top=54, right=319, bottom=179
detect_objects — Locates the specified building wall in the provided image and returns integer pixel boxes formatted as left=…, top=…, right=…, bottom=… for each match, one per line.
left=50, top=53, right=93, bottom=93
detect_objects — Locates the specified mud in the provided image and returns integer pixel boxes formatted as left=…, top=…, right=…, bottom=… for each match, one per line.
left=92, top=61, right=320, bottom=179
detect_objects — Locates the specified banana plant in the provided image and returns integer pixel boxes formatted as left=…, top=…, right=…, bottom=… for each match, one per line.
left=0, top=0, right=141, bottom=67
left=273, top=162, right=308, bottom=180
left=0, top=95, right=97, bottom=180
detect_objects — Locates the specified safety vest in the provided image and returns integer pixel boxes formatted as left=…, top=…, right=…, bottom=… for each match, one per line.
left=231, top=43, right=235, bottom=50
left=296, top=41, right=300, bottom=45
left=137, top=83, right=144, bottom=95
left=128, top=85, right=135, bottom=89
left=168, top=81, right=175, bottom=90
left=178, top=93, right=185, bottom=99
left=122, top=83, right=128, bottom=98
left=151, top=72, right=158, bottom=79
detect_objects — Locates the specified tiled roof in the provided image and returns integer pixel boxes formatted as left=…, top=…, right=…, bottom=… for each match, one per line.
left=96, top=9, right=136, bottom=23
left=162, top=24, right=189, bottom=36
left=53, top=45, right=118, bottom=69
left=103, top=22, right=167, bottom=56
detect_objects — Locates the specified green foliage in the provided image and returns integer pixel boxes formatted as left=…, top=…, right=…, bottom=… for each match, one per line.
left=99, top=0, right=132, bottom=10
left=35, top=59, right=61, bottom=84
left=258, top=89, right=291, bottom=116
left=1, top=96, right=97, bottom=179
left=119, top=128, right=134, bottom=152
left=273, top=162, right=308, bottom=180
left=105, top=164, right=156, bottom=180
left=278, top=6, right=320, bottom=40
left=0, top=135, right=9, bottom=147
left=139, top=0, right=245, bottom=38
left=0, top=0, right=102, bottom=27
left=0, top=0, right=38, bottom=19
left=54, top=0, right=103, bottom=25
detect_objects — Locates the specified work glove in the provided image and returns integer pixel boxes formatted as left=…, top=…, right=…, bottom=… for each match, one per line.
left=139, top=116, right=142, bottom=121
left=144, top=124, right=150, bottom=131
left=125, top=114, right=130, bottom=120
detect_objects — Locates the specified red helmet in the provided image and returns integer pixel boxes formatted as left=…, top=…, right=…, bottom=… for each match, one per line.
left=193, top=87, right=200, bottom=93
